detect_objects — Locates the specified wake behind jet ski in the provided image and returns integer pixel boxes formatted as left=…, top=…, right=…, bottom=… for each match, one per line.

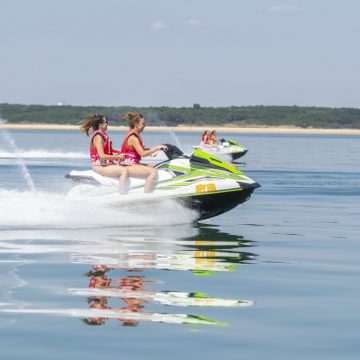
left=193, top=138, right=248, bottom=161
left=65, top=144, right=260, bottom=221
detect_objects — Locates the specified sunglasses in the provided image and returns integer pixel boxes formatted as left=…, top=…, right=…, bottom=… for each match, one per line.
left=94, top=114, right=108, bottom=124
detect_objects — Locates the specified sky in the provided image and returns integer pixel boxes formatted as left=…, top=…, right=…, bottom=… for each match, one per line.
left=1, top=0, right=360, bottom=108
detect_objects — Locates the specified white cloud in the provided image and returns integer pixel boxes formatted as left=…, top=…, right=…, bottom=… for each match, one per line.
left=268, top=5, right=304, bottom=13
left=150, top=21, right=167, bottom=31
left=186, top=18, right=202, bottom=28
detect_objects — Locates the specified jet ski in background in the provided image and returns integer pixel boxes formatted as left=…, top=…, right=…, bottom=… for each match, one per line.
left=65, top=144, right=260, bottom=221
left=193, top=138, right=248, bottom=161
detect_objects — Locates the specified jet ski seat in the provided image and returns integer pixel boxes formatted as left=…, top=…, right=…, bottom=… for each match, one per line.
left=66, top=169, right=173, bottom=188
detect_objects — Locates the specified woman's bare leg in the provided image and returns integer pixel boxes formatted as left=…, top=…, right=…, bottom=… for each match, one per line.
left=93, top=165, right=128, bottom=194
left=117, top=169, right=128, bottom=194
left=126, top=164, right=158, bottom=193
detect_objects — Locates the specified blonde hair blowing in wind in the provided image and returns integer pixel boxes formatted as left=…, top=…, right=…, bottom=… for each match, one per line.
left=122, top=112, right=144, bottom=129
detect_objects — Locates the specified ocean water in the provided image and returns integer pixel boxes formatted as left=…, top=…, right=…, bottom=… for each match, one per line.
left=0, top=128, right=359, bottom=360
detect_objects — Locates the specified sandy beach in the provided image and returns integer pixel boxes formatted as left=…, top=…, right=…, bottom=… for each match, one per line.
left=2, top=123, right=360, bottom=135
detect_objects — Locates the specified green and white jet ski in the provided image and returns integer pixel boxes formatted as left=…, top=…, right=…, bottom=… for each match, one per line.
left=65, top=144, right=260, bottom=220
left=193, top=138, right=248, bottom=161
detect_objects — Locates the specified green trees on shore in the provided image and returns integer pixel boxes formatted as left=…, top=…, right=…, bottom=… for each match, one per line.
left=0, top=103, right=359, bottom=129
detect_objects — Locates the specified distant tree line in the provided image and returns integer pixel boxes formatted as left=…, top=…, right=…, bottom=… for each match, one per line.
left=0, top=103, right=360, bottom=129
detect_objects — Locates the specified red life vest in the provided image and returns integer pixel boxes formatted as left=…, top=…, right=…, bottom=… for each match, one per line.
left=90, top=130, right=113, bottom=166
left=120, top=130, right=145, bottom=165
left=201, top=133, right=208, bottom=143
left=200, top=133, right=209, bottom=145
left=209, top=134, right=216, bottom=144
left=89, top=276, right=112, bottom=288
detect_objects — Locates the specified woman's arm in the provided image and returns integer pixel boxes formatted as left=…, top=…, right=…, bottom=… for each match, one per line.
left=128, top=135, right=165, bottom=157
left=93, top=135, right=125, bottom=160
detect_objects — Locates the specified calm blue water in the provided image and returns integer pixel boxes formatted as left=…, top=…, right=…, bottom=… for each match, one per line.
left=0, top=129, right=359, bottom=359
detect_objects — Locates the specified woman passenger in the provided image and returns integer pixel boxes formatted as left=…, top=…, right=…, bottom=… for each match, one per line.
left=200, top=130, right=209, bottom=145
left=120, top=112, right=167, bottom=193
left=80, top=114, right=128, bottom=194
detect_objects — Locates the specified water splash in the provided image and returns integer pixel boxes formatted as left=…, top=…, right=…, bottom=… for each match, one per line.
left=0, top=150, right=87, bottom=159
left=0, top=118, right=36, bottom=192
left=145, top=111, right=183, bottom=151
left=168, top=130, right=183, bottom=151
left=0, top=188, right=198, bottom=229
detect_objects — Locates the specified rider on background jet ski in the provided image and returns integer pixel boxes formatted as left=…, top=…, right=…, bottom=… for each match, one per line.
left=200, top=130, right=210, bottom=145
left=208, top=130, right=218, bottom=145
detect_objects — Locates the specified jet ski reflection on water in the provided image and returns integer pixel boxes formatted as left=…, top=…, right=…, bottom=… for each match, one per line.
left=193, top=138, right=248, bottom=161
left=65, top=144, right=260, bottom=221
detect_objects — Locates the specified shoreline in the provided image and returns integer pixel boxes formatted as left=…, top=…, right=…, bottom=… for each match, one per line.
left=2, top=123, right=360, bottom=135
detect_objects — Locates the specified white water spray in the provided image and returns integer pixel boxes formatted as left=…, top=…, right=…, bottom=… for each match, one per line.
left=168, top=131, right=183, bottom=151
left=0, top=119, right=36, bottom=192
left=145, top=111, right=183, bottom=151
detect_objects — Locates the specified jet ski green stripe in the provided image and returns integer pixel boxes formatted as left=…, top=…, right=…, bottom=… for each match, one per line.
left=159, top=164, right=245, bottom=180
left=154, top=188, right=245, bottom=197
left=192, top=149, right=244, bottom=175
left=128, top=170, right=253, bottom=190
left=159, top=161, right=244, bottom=176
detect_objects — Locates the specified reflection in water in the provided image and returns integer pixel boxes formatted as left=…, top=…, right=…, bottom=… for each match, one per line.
left=73, top=264, right=253, bottom=327
left=81, top=270, right=157, bottom=327
left=184, top=225, right=257, bottom=276
left=68, top=226, right=257, bottom=275
left=0, top=225, right=257, bottom=327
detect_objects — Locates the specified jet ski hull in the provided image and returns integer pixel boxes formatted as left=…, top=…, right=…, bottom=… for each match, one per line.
left=176, top=187, right=256, bottom=220
left=97, top=186, right=258, bottom=221
left=230, top=149, right=248, bottom=160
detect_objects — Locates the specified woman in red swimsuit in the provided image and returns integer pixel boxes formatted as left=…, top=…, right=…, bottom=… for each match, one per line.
left=200, top=130, right=209, bottom=145
left=120, top=112, right=167, bottom=193
left=80, top=114, right=128, bottom=194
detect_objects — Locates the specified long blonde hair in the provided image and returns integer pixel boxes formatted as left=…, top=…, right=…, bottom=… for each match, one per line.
left=122, top=112, right=144, bottom=129
left=80, top=114, right=107, bottom=136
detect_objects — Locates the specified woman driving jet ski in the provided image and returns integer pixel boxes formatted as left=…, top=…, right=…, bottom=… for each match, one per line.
left=120, top=112, right=167, bottom=193
left=208, top=130, right=217, bottom=145
left=80, top=114, right=128, bottom=194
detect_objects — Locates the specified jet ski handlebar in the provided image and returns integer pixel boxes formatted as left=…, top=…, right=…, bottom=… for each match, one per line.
left=162, top=144, right=185, bottom=160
